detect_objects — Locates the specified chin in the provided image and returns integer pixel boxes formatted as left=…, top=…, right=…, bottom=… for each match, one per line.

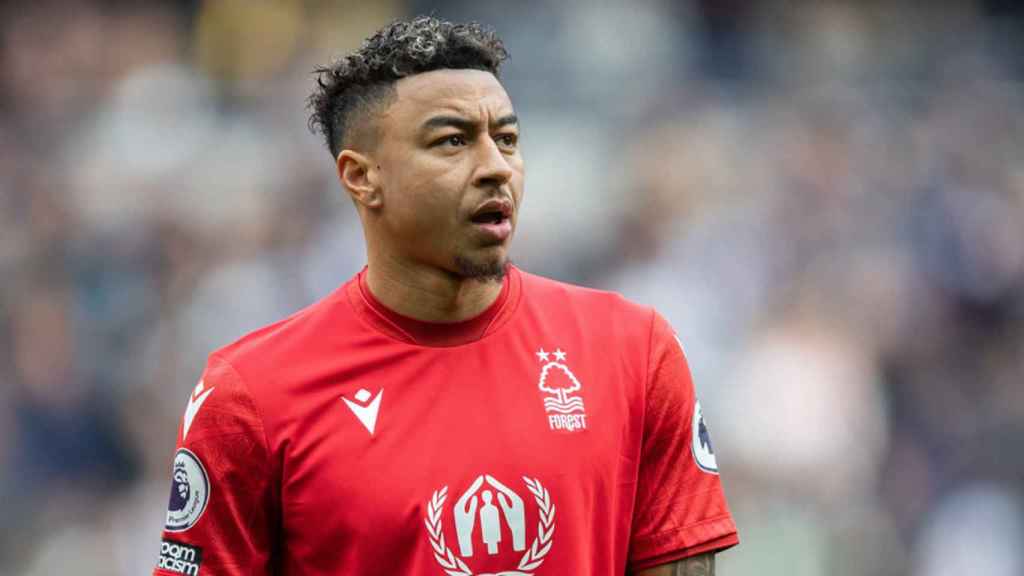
left=453, top=254, right=509, bottom=282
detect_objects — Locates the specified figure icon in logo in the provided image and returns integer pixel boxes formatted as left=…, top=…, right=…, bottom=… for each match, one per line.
left=425, top=475, right=558, bottom=575
left=486, top=475, right=525, bottom=551
left=453, top=475, right=526, bottom=557
left=480, top=491, right=501, bottom=554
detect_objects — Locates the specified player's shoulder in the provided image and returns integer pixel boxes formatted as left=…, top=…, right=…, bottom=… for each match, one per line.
left=517, top=268, right=654, bottom=323
left=209, top=279, right=358, bottom=377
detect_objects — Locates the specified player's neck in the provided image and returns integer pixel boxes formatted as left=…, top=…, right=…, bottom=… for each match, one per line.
left=363, top=254, right=503, bottom=323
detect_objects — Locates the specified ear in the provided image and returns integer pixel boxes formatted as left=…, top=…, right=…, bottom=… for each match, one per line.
left=337, top=150, right=382, bottom=209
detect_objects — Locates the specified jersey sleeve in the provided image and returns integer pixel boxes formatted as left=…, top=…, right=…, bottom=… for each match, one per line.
left=153, top=354, right=278, bottom=576
left=627, top=311, right=739, bottom=571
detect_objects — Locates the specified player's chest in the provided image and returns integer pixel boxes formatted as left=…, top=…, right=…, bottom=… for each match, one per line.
left=276, top=337, right=643, bottom=572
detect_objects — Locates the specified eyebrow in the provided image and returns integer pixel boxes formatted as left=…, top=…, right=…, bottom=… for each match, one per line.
left=421, top=114, right=518, bottom=133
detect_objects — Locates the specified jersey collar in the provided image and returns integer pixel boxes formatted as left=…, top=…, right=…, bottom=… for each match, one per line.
left=345, top=265, right=521, bottom=347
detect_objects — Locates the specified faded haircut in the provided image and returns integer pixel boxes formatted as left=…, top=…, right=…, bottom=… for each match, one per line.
left=307, top=16, right=508, bottom=157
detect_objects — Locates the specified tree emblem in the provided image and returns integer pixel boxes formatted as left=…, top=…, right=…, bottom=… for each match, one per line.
left=535, top=348, right=585, bottom=417
left=538, top=363, right=581, bottom=406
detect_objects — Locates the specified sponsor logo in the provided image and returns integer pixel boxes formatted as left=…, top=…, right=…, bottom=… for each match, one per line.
left=341, top=388, right=383, bottom=435
left=183, top=379, right=215, bottom=441
left=425, top=474, right=556, bottom=575
left=691, top=401, right=718, bottom=474
left=535, top=348, right=588, bottom=432
left=157, top=539, right=202, bottom=575
left=165, top=449, right=210, bottom=532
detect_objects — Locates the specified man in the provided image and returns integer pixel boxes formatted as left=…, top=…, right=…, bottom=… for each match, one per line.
left=153, top=16, right=737, bottom=576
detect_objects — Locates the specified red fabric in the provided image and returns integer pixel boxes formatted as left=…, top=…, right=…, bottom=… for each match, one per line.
left=352, top=266, right=515, bottom=346
left=153, top=266, right=737, bottom=575
left=154, top=357, right=277, bottom=575
left=626, top=314, right=739, bottom=570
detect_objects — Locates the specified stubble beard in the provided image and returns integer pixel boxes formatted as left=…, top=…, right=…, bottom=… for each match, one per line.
left=453, top=254, right=510, bottom=283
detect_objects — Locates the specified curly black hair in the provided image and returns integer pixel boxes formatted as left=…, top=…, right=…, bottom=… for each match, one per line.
left=308, top=16, right=509, bottom=158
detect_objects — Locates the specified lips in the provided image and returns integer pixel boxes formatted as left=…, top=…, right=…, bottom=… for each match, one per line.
left=470, top=198, right=513, bottom=225
left=469, top=198, right=514, bottom=242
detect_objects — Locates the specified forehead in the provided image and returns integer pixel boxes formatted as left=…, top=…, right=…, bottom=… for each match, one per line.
left=388, top=69, right=514, bottom=122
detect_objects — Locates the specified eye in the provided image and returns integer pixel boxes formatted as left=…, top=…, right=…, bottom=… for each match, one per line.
left=436, top=134, right=468, bottom=147
left=496, top=133, right=519, bottom=148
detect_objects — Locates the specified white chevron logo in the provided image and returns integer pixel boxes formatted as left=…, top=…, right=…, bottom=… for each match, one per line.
left=342, top=388, right=383, bottom=435
left=183, top=379, right=215, bottom=441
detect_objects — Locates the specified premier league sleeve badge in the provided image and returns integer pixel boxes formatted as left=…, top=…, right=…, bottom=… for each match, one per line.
left=165, top=448, right=211, bottom=532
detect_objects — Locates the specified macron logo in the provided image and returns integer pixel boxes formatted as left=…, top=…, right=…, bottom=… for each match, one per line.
left=183, top=380, right=215, bottom=441
left=342, top=388, right=383, bottom=436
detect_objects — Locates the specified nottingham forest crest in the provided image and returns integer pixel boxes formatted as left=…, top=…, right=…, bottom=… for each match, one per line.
left=534, top=348, right=587, bottom=432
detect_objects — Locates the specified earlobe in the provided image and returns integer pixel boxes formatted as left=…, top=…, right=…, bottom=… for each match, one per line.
left=337, top=150, right=382, bottom=209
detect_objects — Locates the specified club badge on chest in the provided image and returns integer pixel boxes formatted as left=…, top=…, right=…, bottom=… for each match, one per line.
left=535, top=347, right=587, bottom=433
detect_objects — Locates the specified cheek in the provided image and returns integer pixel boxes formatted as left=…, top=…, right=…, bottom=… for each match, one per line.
left=385, top=166, right=461, bottom=227
left=377, top=147, right=474, bottom=224
left=510, top=163, right=526, bottom=207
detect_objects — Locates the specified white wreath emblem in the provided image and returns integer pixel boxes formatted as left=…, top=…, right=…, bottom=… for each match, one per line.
left=425, top=476, right=556, bottom=576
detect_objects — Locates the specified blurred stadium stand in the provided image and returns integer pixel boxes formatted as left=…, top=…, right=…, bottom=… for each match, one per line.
left=1, top=1, right=1023, bottom=574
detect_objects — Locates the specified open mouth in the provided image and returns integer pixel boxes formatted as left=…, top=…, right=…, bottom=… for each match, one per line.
left=470, top=199, right=513, bottom=226
left=471, top=211, right=508, bottom=225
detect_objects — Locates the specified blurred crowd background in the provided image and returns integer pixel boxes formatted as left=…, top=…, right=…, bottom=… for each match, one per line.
left=2, top=0, right=1023, bottom=574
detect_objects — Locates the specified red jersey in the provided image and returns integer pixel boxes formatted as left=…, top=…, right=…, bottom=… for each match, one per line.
left=153, top=266, right=738, bottom=576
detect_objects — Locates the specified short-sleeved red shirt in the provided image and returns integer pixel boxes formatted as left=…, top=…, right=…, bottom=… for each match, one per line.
left=153, top=266, right=738, bottom=575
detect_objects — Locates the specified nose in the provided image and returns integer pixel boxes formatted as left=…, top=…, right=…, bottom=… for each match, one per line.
left=473, top=137, right=513, bottom=190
